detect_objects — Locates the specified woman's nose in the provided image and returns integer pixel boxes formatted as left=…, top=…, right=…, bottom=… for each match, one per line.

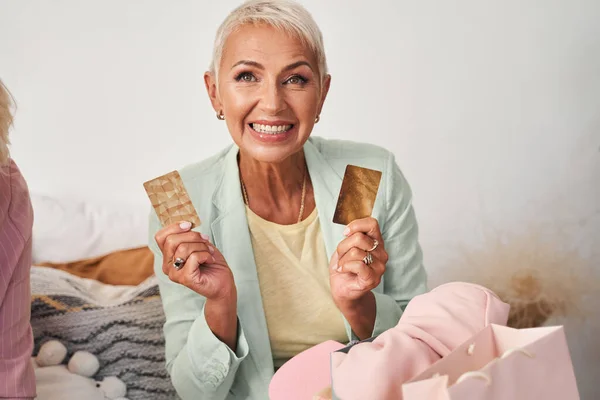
left=259, top=81, right=286, bottom=114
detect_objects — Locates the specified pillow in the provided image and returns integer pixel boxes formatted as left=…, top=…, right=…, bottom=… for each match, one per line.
left=30, top=267, right=176, bottom=400
left=31, top=194, right=150, bottom=264
left=35, top=246, right=155, bottom=286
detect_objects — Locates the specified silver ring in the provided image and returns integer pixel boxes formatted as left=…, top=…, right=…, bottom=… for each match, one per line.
left=173, top=257, right=185, bottom=270
left=368, top=239, right=379, bottom=252
left=363, top=252, right=373, bottom=266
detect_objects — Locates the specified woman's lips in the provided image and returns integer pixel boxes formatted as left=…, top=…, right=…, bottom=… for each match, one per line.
left=247, top=122, right=297, bottom=143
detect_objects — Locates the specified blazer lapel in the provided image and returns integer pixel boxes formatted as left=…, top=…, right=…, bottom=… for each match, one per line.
left=305, top=139, right=357, bottom=341
left=304, top=139, right=346, bottom=261
left=210, top=145, right=274, bottom=385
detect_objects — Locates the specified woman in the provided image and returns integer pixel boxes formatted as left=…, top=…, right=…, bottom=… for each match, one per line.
left=0, top=80, right=36, bottom=399
left=148, top=1, right=428, bottom=398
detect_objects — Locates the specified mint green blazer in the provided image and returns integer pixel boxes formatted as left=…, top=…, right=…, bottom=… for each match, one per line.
left=148, top=136, right=428, bottom=400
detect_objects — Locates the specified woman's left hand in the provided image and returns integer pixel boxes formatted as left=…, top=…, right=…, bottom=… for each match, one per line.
left=330, top=217, right=388, bottom=306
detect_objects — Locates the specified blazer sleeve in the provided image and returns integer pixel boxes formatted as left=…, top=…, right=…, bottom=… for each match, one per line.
left=148, top=211, right=250, bottom=400
left=369, top=151, right=429, bottom=338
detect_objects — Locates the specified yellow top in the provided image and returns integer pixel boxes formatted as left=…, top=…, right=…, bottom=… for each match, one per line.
left=246, top=206, right=348, bottom=368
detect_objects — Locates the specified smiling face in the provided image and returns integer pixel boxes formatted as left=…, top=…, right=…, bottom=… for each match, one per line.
left=205, top=23, right=330, bottom=163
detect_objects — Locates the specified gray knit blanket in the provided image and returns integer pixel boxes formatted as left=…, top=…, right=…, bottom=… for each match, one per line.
left=30, top=267, right=178, bottom=400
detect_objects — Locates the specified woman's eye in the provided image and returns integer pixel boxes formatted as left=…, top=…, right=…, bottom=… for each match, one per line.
left=236, top=72, right=256, bottom=82
left=285, top=75, right=307, bottom=85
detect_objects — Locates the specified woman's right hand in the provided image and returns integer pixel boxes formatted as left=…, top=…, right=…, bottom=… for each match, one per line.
left=154, top=221, right=236, bottom=302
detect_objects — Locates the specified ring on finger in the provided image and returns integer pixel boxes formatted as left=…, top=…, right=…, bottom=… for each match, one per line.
left=368, top=239, right=379, bottom=252
left=173, top=257, right=186, bottom=270
left=363, top=252, right=374, bottom=266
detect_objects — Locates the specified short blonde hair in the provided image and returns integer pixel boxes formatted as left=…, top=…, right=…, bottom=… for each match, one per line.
left=0, top=80, right=14, bottom=166
left=211, top=0, right=328, bottom=80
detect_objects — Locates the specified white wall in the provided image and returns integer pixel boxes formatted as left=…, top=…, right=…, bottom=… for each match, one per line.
left=1, top=0, right=599, bottom=397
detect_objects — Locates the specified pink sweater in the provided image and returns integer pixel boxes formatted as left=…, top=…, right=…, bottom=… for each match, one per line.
left=330, top=282, right=510, bottom=400
left=0, top=160, right=35, bottom=399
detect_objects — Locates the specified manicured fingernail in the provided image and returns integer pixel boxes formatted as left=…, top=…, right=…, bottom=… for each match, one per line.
left=179, top=221, right=192, bottom=230
left=208, top=245, right=215, bottom=254
left=201, top=233, right=210, bottom=241
left=343, top=227, right=350, bottom=236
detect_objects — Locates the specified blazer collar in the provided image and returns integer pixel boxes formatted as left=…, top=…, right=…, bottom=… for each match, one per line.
left=211, top=143, right=244, bottom=214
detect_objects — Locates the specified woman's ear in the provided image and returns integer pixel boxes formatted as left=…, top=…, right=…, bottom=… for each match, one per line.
left=317, top=74, right=331, bottom=117
left=204, top=71, right=223, bottom=113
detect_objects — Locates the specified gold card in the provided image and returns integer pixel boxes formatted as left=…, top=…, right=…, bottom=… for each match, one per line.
left=143, top=170, right=201, bottom=228
left=333, top=165, right=382, bottom=225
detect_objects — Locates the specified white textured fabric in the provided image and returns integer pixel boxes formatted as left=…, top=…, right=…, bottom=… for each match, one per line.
left=30, top=267, right=157, bottom=306
left=34, top=364, right=127, bottom=400
left=31, top=194, right=149, bottom=263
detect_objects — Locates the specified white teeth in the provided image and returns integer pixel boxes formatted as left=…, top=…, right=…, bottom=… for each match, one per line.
left=251, top=123, right=293, bottom=134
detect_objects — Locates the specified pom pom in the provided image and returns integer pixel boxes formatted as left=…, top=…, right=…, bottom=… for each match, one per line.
left=36, top=340, right=67, bottom=367
left=99, top=376, right=127, bottom=399
left=67, top=351, right=100, bottom=377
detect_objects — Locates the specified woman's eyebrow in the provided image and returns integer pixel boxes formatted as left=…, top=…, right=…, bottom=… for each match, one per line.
left=230, top=60, right=313, bottom=72
left=282, top=60, right=313, bottom=72
left=231, top=60, right=264, bottom=70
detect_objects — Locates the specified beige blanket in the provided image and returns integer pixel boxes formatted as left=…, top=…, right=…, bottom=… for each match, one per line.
left=36, top=246, right=154, bottom=286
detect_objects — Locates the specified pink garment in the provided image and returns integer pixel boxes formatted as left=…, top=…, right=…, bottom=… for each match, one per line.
left=331, top=282, right=510, bottom=400
left=0, top=160, right=36, bottom=399
left=269, top=340, right=346, bottom=400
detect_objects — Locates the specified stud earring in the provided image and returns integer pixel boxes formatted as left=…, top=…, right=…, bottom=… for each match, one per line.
left=315, top=115, right=320, bottom=123
left=217, top=111, right=225, bottom=120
